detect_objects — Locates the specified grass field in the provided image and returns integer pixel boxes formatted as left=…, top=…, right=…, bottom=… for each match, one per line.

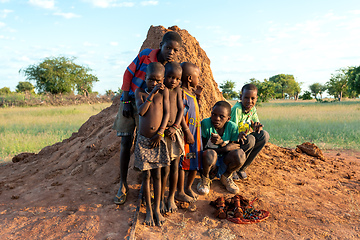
left=0, top=103, right=112, bottom=163
left=1, top=99, right=359, bottom=163
left=255, top=99, right=360, bottom=150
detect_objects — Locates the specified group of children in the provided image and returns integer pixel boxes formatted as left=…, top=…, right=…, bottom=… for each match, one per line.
left=112, top=31, right=269, bottom=226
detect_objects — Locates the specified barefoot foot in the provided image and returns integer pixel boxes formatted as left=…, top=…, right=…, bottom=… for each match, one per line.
left=145, top=210, right=155, bottom=226
left=154, top=211, right=166, bottom=226
left=160, top=200, right=168, bottom=213
left=167, top=199, right=178, bottom=213
left=175, top=192, right=195, bottom=203
left=185, top=188, right=198, bottom=201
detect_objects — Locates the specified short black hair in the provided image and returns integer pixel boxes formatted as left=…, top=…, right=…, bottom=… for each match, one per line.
left=241, top=83, right=258, bottom=94
left=213, top=101, right=231, bottom=115
left=146, top=62, right=165, bottom=76
left=162, top=31, right=182, bottom=45
left=165, top=61, right=182, bottom=76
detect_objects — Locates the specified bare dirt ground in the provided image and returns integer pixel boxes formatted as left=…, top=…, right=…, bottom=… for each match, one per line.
left=1, top=133, right=359, bottom=239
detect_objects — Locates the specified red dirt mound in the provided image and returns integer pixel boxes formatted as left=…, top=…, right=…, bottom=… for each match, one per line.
left=1, top=26, right=359, bottom=239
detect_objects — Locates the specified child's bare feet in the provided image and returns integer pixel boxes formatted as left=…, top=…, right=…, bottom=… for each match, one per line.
left=145, top=210, right=155, bottom=226
left=167, top=199, right=178, bottom=213
left=154, top=211, right=166, bottom=226
left=160, top=200, right=168, bottom=213
left=185, top=188, right=198, bottom=200
left=175, top=192, right=195, bottom=203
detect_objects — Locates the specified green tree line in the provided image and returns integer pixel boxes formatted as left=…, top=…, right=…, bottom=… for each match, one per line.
left=220, top=66, right=360, bottom=102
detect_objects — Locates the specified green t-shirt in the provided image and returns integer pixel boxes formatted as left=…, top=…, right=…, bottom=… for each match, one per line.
left=230, top=101, right=259, bottom=133
left=201, top=118, right=239, bottom=149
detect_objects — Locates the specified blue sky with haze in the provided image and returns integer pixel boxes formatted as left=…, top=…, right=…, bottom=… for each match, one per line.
left=1, top=0, right=360, bottom=94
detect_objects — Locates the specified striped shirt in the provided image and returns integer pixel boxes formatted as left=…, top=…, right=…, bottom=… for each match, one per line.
left=121, top=48, right=160, bottom=99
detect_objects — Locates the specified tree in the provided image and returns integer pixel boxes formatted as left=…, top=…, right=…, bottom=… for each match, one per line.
left=269, top=74, right=298, bottom=99
left=19, top=56, right=99, bottom=95
left=220, top=80, right=237, bottom=99
left=300, top=90, right=312, bottom=100
left=346, top=66, right=360, bottom=96
left=326, top=69, right=348, bottom=101
left=0, top=87, right=11, bottom=95
left=248, top=78, right=276, bottom=102
left=16, top=81, right=35, bottom=93
left=309, top=83, right=327, bottom=99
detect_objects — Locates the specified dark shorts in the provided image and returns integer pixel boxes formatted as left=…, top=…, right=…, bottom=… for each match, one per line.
left=112, top=100, right=139, bottom=137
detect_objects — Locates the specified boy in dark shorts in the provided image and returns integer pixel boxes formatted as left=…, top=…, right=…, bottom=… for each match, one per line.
left=134, top=62, right=170, bottom=226
left=176, top=62, right=203, bottom=202
left=160, top=61, right=184, bottom=213
left=197, top=101, right=246, bottom=195
left=230, top=83, right=269, bottom=180
left=113, top=31, right=182, bottom=205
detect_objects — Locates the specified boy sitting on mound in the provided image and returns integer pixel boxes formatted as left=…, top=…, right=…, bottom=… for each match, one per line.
left=134, top=62, right=170, bottom=226
left=176, top=62, right=203, bottom=202
left=230, top=83, right=269, bottom=180
left=160, top=61, right=184, bottom=213
left=197, top=101, right=246, bottom=195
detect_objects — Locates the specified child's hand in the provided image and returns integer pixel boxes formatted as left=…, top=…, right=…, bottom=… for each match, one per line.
left=238, top=130, right=248, bottom=145
left=150, top=133, right=162, bottom=148
left=210, top=133, right=222, bottom=145
left=122, top=102, right=133, bottom=118
left=184, top=129, right=195, bottom=144
left=152, top=83, right=165, bottom=95
left=194, top=86, right=203, bottom=97
left=165, top=127, right=176, bottom=141
left=251, top=120, right=263, bottom=133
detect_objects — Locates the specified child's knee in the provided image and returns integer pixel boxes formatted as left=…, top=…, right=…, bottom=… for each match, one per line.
left=229, top=149, right=245, bottom=167
left=203, top=149, right=217, bottom=166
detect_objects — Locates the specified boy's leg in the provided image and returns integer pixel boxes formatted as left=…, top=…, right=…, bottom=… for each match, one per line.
left=142, top=170, right=155, bottom=226
left=197, top=149, right=217, bottom=195
left=151, top=168, right=166, bottom=226
left=160, top=166, right=170, bottom=213
left=239, top=130, right=269, bottom=173
left=114, top=135, right=133, bottom=204
left=175, top=169, right=195, bottom=202
left=221, top=149, right=245, bottom=194
left=167, top=157, right=180, bottom=212
left=185, top=170, right=198, bottom=200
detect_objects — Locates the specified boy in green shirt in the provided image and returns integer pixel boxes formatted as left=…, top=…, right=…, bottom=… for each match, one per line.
left=230, top=84, right=270, bottom=180
left=197, top=101, right=246, bottom=195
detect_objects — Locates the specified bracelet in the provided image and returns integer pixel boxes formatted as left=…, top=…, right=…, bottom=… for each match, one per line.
left=157, top=131, right=164, bottom=137
left=122, top=101, right=131, bottom=104
left=146, top=98, right=152, bottom=103
left=172, top=123, right=179, bottom=130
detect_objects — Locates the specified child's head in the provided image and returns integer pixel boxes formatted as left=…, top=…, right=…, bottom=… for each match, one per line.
left=145, top=62, right=165, bottom=91
left=180, top=62, right=200, bottom=88
left=210, top=101, right=232, bottom=130
left=240, top=84, right=258, bottom=112
left=159, top=31, right=182, bottom=63
left=164, top=62, right=182, bottom=90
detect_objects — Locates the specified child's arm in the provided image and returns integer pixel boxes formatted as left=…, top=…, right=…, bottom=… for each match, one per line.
left=194, top=85, right=203, bottom=108
left=136, top=83, right=164, bottom=116
left=150, top=88, right=170, bottom=148
left=166, top=87, right=184, bottom=140
left=181, top=116, right=195, bottom=144
left=207, top=133, right=240, bottom=154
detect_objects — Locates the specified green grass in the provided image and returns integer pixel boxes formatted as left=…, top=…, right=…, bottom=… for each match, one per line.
left=1, top=99, right=360, bottom=163
left=257, top=99, right=360, bottom=150
left=0, top=103, right=112, bottom=163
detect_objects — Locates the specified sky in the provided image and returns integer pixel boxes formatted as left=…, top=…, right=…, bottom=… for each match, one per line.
left=1, top=0, right=360, bottom=95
